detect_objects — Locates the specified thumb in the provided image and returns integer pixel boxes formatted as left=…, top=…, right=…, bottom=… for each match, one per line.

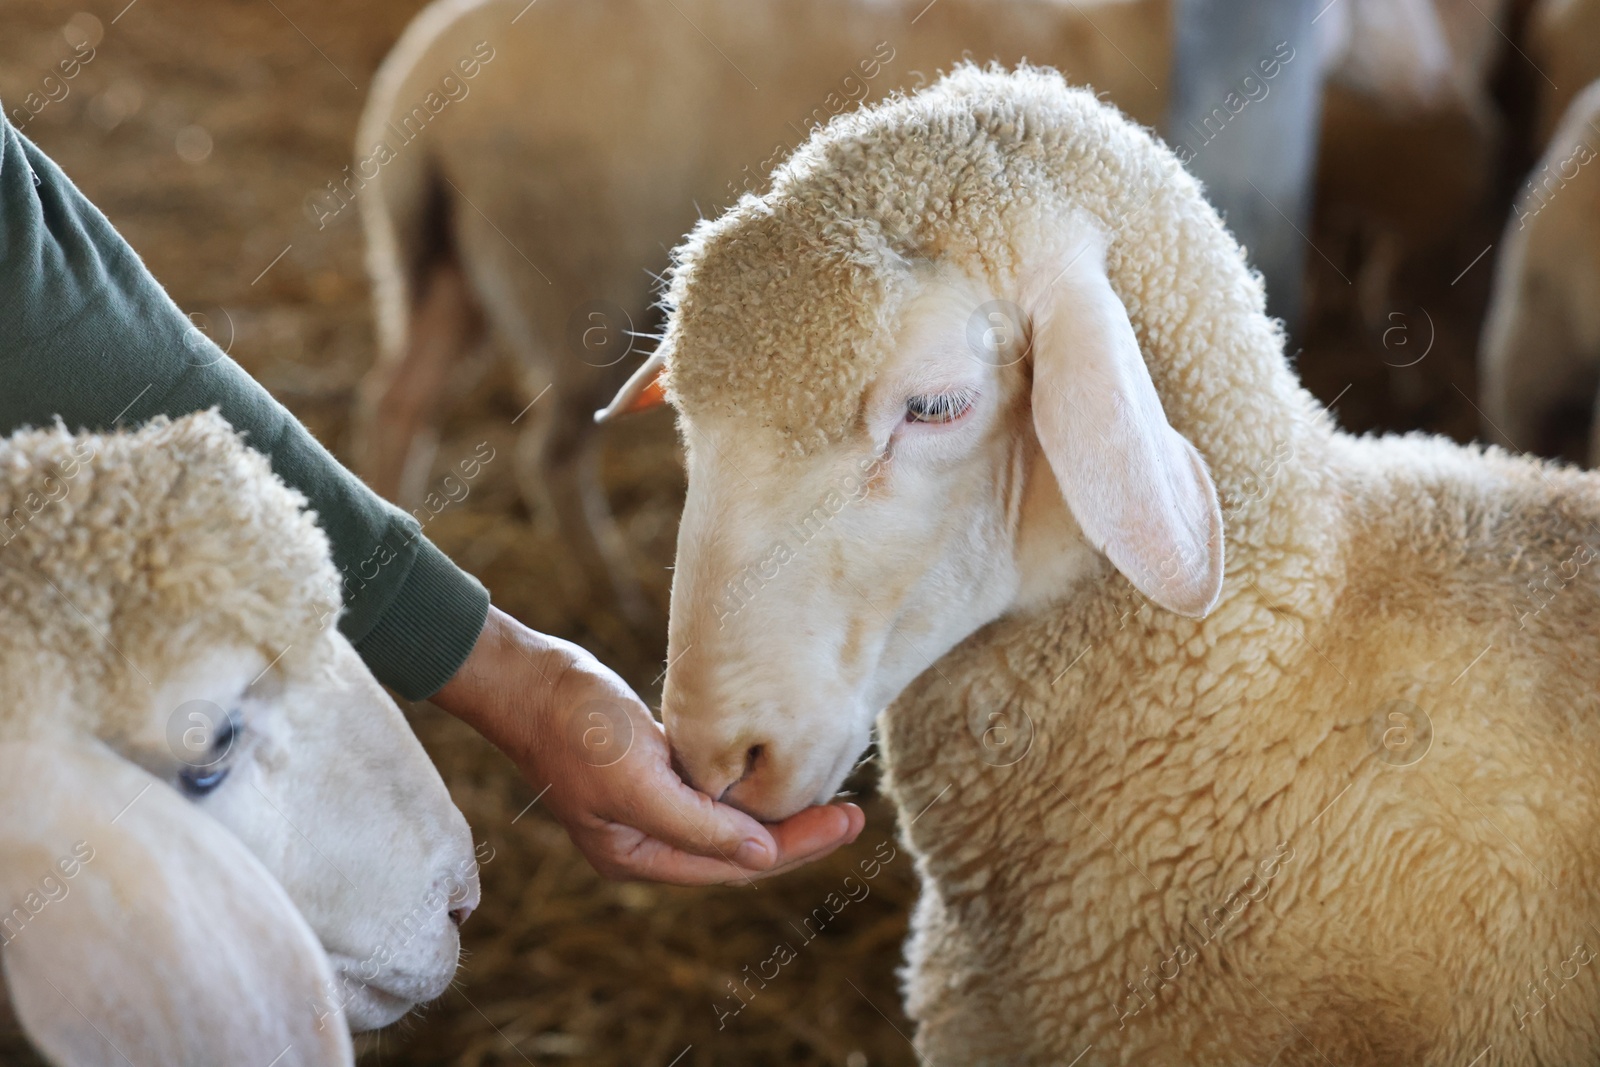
left=626, top=766, right=780, bottom=869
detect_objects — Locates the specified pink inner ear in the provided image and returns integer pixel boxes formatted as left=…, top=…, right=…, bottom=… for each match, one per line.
left=595, top=356, right=668, bottom=423
left=621, top=370, right=668, bottom=415
left=1027, top=242, right=1225, bottom=618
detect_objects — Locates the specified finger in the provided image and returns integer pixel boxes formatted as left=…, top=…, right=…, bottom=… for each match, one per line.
left=764, top=803, right=865, bottom=867
left=584, top=804, right=867, bottom=885
left=722, top=803, right=868, bottom=883
left=583, top=826, right=777, bottom=886
left=596, top=804, right=865, bottom=885
left=616, top=767, right=781, bottom=870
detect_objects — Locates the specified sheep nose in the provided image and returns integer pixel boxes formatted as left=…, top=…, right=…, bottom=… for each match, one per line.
left=708, top=742, right=770, bottom=805
left=688, top=741, right=768, bottom=803
left=444, top=874, right=481, bottom=929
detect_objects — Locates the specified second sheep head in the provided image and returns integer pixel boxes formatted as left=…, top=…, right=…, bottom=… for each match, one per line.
left=603, top=72, right=1228, bottom=821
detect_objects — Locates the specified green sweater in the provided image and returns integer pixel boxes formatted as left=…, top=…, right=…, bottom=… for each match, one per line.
left=0, top=112, right=488, bottom=700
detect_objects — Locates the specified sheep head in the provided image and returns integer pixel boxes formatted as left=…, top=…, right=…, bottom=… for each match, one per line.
left=635, top=66, right=1290, bottom=820
left=0, top=412, right=477, bottom=1037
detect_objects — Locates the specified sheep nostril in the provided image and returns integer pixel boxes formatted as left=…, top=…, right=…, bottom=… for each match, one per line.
left=448, top=905, right=473, bottom=927
left=706, top=744, right=768, bottom=801
left=741, top=744, right=765, bottom=783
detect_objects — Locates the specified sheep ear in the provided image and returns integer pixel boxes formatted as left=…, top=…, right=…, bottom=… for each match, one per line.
left=594, top=350, right=667, bottom=423
left=0, top=739, right=353, bottom=1067
left=1027, top=243, right=1225, bottom=617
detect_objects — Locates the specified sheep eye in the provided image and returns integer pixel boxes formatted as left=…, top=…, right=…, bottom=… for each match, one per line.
left=177, top=714, right=239, bottom=797
left=179, top=765, right=231, bottom=797
left=904, top=390, right=975, bottom=425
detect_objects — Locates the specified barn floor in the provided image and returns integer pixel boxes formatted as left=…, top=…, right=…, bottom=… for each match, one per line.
left=0, top=1, right=1537, bottom=1064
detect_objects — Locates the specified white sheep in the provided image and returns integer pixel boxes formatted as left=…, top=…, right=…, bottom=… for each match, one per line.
left=1478, top=78, right=1600, bottom=462
left=1316, top=0, right=1513, bottom=329
left=637, top=65, right=1600, bottom=1065
left=348, top=0, right=1500, bottom=622
left=1527, top=0, right=1600, bottom=144
left=0, top=412, right=480, bottom=1063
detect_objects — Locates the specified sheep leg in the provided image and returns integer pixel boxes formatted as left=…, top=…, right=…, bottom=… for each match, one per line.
left=1588, top=387, right=1600, bottom=469
left=1482, top=279, right=1595, bottom=461
left=354, top=259, right=478, bottom=505
left=442, top=199, right=657, bottom=635
left=571, top=429, right=656, bottom=630
left=1356, top=229, right=1404, bottom=336
left=1168, top=0, right=1323, bottom=333
left=513, top=399, right=655, bottom=632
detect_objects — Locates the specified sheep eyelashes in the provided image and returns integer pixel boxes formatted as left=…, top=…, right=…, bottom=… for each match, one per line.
left=904, top=389, right=978, bottom=425
left=648, top=66, right=1600, bottom=1065
left=0, top=412, right=478, bottom=1065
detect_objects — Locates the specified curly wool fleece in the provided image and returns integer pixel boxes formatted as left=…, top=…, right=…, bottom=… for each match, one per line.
left=658, top=64, right=1316, bottom=474
left=0, top=411, right=340, bottom=721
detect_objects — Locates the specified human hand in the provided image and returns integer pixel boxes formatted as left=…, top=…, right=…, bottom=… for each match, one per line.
left=433, top=607, right=865, bottom=884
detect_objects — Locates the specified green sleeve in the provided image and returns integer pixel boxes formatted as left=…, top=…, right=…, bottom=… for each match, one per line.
left=0, top=109, right=488, bottom=700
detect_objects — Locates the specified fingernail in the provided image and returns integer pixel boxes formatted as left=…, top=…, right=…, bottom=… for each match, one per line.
left=735, top=838, right=773, bottom=868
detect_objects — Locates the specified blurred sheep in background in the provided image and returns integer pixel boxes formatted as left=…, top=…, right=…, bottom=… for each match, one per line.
left=351, top=0, right=1512, bottom=633
left=1479, top=77, right=1600, bottom=461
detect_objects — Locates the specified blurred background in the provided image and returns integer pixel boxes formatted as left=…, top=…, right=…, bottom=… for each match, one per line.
left=0, top=0, right=1588, bottom=1063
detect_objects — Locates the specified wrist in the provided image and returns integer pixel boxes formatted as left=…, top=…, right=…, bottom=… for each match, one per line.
left=432, top=606, right=562, bottom=752
left=433, top=606, right=643, bottom=772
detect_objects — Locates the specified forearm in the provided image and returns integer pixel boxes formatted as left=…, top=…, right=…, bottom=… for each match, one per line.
left=0, top=110, right=487, bottom=698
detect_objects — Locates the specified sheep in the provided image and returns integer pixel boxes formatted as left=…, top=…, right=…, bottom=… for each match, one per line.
left=0, top=411, right=481, bottom=1062
left=349, top=0, right=1501, bottom=624
left=1316, top=0, right=1513, bottom=330
left=638, top=65, right=1600, bottom=1065
left=1478, top=78, right=1600, bottom=463
left=1527, top=0, right=1600, bottom=144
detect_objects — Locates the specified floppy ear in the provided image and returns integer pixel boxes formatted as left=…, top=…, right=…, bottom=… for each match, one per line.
left=594, top=349, right=667, bottom=423
left=0, top=739, right=352, bottom=1067
left=1028, top=240, right=1225, bottom=617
